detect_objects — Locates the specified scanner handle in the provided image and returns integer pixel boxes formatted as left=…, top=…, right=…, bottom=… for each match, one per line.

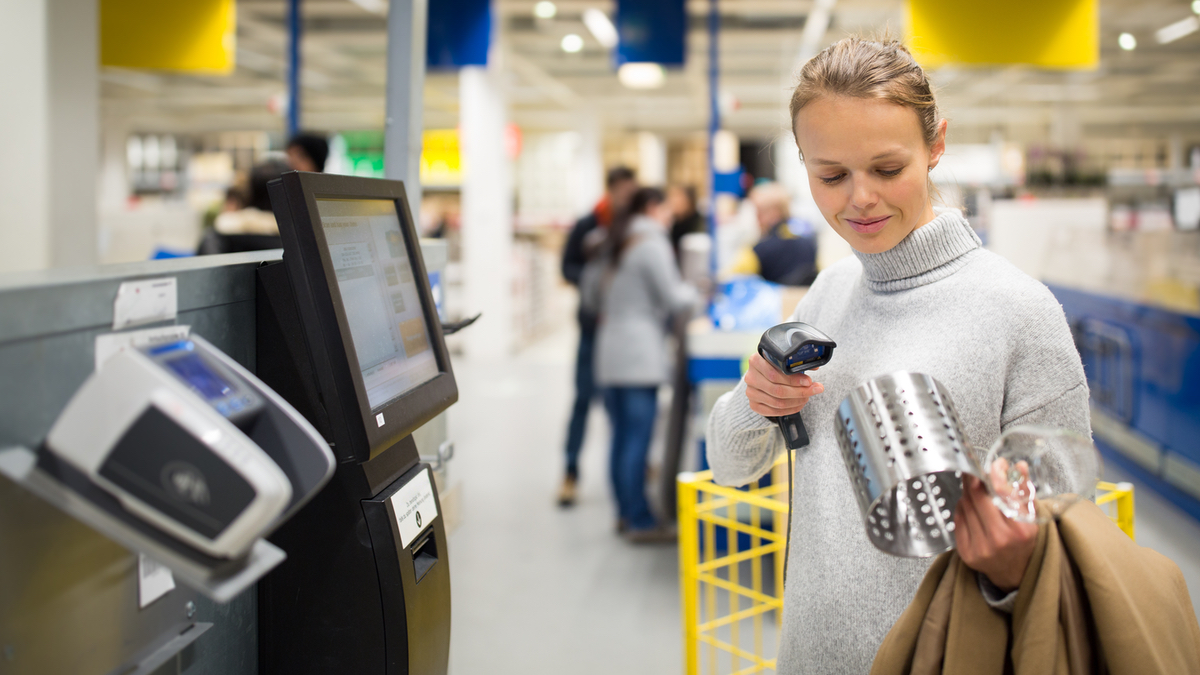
left=771, top=413, right=809, bottom=450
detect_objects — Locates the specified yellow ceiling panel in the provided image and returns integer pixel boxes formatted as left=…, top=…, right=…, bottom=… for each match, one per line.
left=101, top=0, right=237, bottom=74
left=907, top=0, right=1098, bottom=70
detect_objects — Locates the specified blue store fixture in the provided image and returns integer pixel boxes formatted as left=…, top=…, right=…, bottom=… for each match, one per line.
left=1050, top=285, right=1200, bottom=522
left=615, top=0, right=687, bottom=66
left=287, top=0, right=301, bottom=137
left=427, top=0, right=491, bottom=69
left=706, top=0, right=719, bottom=277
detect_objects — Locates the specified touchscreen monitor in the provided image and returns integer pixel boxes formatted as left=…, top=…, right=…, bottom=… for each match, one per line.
left=267, top=171, right=457, bottom=465
left=315, top=198, right=439, bottom=411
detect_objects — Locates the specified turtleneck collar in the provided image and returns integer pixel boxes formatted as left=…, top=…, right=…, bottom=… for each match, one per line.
left=853, top=210, right=982, bottom=292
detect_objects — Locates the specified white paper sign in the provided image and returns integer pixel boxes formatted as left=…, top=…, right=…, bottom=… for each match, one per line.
left=389, top=469, right=439, bottom=548
left=95, top=325, right=191, bottom=371
left=138, top=553, right=176, bottom=608
left=113, top=277, right=178, bottom=330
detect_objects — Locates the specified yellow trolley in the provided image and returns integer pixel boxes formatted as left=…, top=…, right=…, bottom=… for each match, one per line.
left=677, top=457, right=1135, bottom=675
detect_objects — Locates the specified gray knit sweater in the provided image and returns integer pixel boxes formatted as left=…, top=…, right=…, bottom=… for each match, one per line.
left=705, top=211, right=1091, bottom=674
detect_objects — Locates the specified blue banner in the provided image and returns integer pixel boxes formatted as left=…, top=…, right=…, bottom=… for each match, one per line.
left=615, top=0, right=686, bottom=66
left=427, top=0, right=491, bottom=69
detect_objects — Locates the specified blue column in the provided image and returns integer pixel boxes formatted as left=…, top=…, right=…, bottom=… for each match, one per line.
left=707, top=0, right=719, bottom=276
left=287, top=0, right=301, bottom=137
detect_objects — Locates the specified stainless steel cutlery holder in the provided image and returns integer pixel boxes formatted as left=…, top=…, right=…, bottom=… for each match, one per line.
left=834, top=372, right=982, bottom=557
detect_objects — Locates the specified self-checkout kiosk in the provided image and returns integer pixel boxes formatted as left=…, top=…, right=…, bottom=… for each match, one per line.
left=256, top=172, right=456, bottom=675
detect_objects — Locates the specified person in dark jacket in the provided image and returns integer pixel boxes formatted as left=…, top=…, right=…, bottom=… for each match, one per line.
left=557, top=166, right=638, bottom=506
left=667, top=184, right=704, bottom=264
left=727, top=182, right=819, bottom=286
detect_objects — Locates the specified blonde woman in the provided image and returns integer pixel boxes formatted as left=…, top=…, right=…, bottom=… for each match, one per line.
left=706, top=37, right=1090, bottom=672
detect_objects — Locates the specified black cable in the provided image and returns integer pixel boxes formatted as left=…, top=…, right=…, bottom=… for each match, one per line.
left=784, top=445, right=793, bottom=590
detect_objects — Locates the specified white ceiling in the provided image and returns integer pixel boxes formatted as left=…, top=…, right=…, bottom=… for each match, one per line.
left=100, top=0, right=1200, bottom=145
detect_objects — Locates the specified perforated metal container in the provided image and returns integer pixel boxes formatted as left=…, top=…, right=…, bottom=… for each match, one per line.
left=834, top=372, right=982, bottom=558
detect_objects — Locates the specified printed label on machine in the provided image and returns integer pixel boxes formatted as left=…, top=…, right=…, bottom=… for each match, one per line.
left=389, top=469, right=438, bottom=548
left=137, top=553, right=176, bottom=608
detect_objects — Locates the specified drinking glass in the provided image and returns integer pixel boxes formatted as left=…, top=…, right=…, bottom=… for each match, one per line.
left=982, top=425, right=1102, bottom=523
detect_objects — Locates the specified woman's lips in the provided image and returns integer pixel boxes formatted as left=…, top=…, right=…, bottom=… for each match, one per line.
left=845, top=215, right=891, bottom=234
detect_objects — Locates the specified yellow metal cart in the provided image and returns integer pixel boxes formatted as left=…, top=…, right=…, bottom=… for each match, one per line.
left=677, top=457, right=1136, bottom=674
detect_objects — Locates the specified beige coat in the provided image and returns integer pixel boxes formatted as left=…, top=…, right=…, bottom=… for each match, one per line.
left=871, top=500, right=1200, bottom=675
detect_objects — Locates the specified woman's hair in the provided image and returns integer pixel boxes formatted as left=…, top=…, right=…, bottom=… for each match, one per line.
left=605, top=187, right=664, bottom=267
left=789, top=36, right=939, bottom=154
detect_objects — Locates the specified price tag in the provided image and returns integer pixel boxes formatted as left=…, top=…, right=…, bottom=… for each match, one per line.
left=113, top=277, right=178, bottom=330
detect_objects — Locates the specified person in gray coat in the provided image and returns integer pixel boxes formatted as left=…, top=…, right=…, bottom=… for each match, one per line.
left=582, top=187, right=699, bottom=541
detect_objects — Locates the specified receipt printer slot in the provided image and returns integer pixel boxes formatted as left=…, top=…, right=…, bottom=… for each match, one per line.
left=360, top=462, right=451, bottom=674
left=411, top=529, right=437, bottom=583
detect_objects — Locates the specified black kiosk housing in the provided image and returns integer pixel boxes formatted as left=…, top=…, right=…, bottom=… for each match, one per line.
left=256, top=172, right=456, bottom=674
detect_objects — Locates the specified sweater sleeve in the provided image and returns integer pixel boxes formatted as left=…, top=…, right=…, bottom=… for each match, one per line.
left=641, top=237, right=700, bottom=315
left=998, top=281, right=1091, bottom=439
left=706, top=379, right=781, bottom=487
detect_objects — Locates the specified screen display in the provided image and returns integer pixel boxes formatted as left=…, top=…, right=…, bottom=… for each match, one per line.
left=164, top=352, right=236, bottom=401
left=316, top=198, right=439, bottom=410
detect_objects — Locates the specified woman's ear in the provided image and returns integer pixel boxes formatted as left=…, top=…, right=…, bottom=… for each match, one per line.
left=928, top=118, right=949, bottom=170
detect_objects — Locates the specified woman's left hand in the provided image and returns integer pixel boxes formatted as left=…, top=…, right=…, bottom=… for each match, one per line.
left=954, top=472, right=1038, bottom=592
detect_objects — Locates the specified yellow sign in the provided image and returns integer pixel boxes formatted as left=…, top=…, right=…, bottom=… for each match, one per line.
left=420, top=129, right=462, bottom=187
left=907, top=0, right=1098, bottom=69
left=101, top=0, right=237, bottom=74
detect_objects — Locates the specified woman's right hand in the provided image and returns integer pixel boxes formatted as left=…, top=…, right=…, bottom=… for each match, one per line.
left=744, top=353, right=825, bottom=417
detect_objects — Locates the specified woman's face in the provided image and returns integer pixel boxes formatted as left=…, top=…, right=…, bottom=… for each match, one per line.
left=793, top=95, right=947, bottom=254
left=646, top=199, right=673, bottom=226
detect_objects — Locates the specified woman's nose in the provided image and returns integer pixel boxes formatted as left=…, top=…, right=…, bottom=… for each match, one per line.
left=850, top=177, right=879, bottom=211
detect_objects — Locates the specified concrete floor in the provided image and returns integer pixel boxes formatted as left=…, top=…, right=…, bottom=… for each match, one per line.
left=444, top=326, right=681, bottom=674
left=443, top=322, right=1200, bottom=672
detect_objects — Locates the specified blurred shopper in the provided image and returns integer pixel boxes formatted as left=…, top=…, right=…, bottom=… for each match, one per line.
left=582, top=188, right=699, bottom=542
left=556, top=166, right=638, bottom=507
left=726, top=182, right=818, bottom=286
left=707, top=36, right=1092, bottom=672
left=286, top=133, right=329, bottom=173
left=198, top=161, right=287, bottom=254
left=667, top=184, right=704, bottom=262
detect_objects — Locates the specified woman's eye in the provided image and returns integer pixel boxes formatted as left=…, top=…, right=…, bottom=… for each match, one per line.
left=878, top=167, right=904, bottom=178
left=819, top=173, right=846, bottom=185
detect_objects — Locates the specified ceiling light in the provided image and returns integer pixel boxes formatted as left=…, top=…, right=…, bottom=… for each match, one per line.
left=618, top=62, right=665, bottom=89
left=561, top=34, right=584, bottom=53
left=348, top=0, right=386, bottom=15
left=534, top=1, right=556, bottom=19
left=1194, top=0, right=1200, bottom=14
left=583, top=8, right=618, bottom=49
left=1156, top=15, right=1200, bottom=43
left=1118, top=32, right=1137, bottom=50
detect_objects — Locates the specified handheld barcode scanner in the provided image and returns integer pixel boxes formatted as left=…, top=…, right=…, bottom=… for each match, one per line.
left=758, top=321, right=835, bottom=588
left=757, top=322, right=837, bottom=449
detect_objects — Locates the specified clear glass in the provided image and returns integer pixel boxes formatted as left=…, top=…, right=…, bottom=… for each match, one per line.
left=982, top=426, right=1102, bottom=523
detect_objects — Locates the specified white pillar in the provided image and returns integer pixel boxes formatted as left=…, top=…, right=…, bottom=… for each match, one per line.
left=0, top=0, right=98, bottom=273
left=459, top=66, right=513, bottom=359
left=384, top=0, right=427, bottom=211
left=572, top=114, right=603, bottom=217
left=637, top=132, right=667, bottom=187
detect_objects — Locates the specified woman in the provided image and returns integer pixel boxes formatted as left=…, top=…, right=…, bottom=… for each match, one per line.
left=584, top=187, right=699, bottom=542
left=706, top=37, right=1090, bottom=672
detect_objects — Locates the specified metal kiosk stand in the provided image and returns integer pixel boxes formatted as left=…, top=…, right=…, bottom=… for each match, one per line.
left=256, top=172, right=457, bottom=675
